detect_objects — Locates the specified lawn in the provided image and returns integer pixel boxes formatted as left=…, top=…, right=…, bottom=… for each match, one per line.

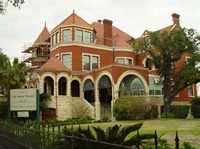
left=79, top=119, right=200, bottom=146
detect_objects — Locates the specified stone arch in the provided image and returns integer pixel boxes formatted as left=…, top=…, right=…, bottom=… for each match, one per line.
left=71, top=79, right=80, bottom=97
left=96, top=72, right=114, bottom=120
left=116, top=70, right=149, bottom=98
left=43, top=76, right=54, bottom=96
left=83, top=79, right=95, bottom=105
left=58, top=77, right=67, bottom=95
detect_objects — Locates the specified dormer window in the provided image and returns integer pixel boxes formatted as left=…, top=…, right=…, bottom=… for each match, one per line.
left=63, top=29, right=72, bottom=43
left=115, top=57, right=133, bottom=65
left=75, top=28, right=93, bottom=43
left=75, top=29, right=83, bottom=42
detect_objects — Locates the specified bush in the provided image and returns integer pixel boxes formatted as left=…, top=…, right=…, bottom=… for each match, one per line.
left=113, top=96, right=159, bottom=120
left=191, top=97, right=200, bottom=118
left=161, top=105, right=189, bottom=119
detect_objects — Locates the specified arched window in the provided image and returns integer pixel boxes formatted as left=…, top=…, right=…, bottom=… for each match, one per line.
left=119, top=75, right=145, bottom=97
left=71, top=80, right=80, bottom=97
left=144, top=58, right=153, bottom=70
left=58, top=77, right=67, bottom=95
left=83, top=79, right=95, bottom=104
left=44, top=76, right=54, bottom=95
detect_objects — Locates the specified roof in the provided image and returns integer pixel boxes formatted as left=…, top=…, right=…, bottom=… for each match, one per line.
left=33, top=24, right=50, bottom=46
left=52, top=12, right=93, bottom=32
left=39, top=57, right=70, bottom=72
left=92, top=22, right=133, bottom=48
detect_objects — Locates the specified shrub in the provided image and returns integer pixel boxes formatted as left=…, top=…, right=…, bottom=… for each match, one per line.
left=160, top=105, right=189, bottom=119
left=113, top=96, right=159, bottom=120
left=191, top=97, right=200, bottom=118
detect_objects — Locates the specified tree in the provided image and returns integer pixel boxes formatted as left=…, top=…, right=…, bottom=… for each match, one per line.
left=0, top=0, right=25, bottom=14
left=133, top=28, right=200, bottom=116
left=0, top=52, right=26, bottom=118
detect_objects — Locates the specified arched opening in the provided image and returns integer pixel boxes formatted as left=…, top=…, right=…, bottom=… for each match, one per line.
left=83, top=79, right=95, bottom=105
left=71, top=80, right=80, bottom=97
left=119, top=75, right=145, bottom=97
left=44, top=76, right=54, bottom=95
left=58, top=77, right=67, bottom=95
left=144, top=58, right=153, bottom=70
left=98, top=75, right=112, bottom=120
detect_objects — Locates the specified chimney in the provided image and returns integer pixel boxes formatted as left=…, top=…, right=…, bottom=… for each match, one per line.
left=103, top=19, right=113, bottom=46
left=172, top=13, right=180, bottom=25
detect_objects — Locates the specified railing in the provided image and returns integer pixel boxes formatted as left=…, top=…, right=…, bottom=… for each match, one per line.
left=0, top=121, right=187, bottom=149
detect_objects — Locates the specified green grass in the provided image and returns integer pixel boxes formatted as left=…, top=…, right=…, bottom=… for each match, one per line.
left=78, top=119, right=200, bottom=146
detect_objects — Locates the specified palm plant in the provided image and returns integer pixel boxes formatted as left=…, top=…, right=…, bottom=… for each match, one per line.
left=60, top=123, right=155, bottom=149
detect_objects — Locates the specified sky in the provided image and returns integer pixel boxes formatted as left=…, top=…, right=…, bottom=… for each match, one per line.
left=0, top=0, right=200, bottom=60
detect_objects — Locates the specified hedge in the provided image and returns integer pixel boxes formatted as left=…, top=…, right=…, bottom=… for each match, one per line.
left=113, top=96, right=159, bottom=120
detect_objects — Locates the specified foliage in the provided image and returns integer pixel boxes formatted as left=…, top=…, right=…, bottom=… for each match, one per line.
left=191, top=97, right=200, bottom=118
left=113, top=96, right=159, bottom=120
left=40, top=93, right=52, bottom=110
left=161, top=105, right=189, bottom=119
left=0, top=102, right=8, bottom=118
left=181, top=142, right=196, bottom=149
left=60, top=123, right=155, bottom=148
left=0, top=53, right=26, bottom=97
left=132, top=28, right=200, bottom=115
left=0, top=0, right=25, bottom=14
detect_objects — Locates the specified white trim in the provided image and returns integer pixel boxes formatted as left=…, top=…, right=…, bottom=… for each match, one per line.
left=61, top=52, right=72, bottom=69
left=50, top=43, right=133, bottom=52
left=116, top=70, right=149, bottom=96
left=115, top=56, right=134, bottom=65
left=82, top=53, right=100, bottom=71
left=188, top=85, right=195, bottom=97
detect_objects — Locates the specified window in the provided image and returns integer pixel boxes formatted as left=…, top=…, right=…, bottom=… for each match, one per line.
left=188, top=85, right=194, bottom=97
left=83, top=54, right=99, bottom=71
left=83, top=55, right=90, bottom=70
left=83, top=31, right=91, bottom=43
left=75, top=29, right=83, bottom=42
left=53, top=34, right=56, bottom=46
left=63, top=29, right=71, bottom=43
left=149, top=75, right=163, bottom=96
left=92, top=56, right=99, bottom=69
left=115, top=57, right=133, bottom=65
left=62, top=53, right=72, bottom=69
left=56, top=32, right=60, bottom=44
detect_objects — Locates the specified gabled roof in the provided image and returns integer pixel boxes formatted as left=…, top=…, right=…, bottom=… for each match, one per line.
left=39, top=57, right=70, bottom=72
left=52, top=11, right=93, bottom=32
left=92, top=22, right=133, bottom=48
left=33, top=24, right=50, bottom=46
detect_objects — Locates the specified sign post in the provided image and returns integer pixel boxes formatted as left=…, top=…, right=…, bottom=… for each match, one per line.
left=10, top=88, right=40, bottom=122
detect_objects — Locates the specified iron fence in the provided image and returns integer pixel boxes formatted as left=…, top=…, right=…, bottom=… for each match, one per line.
left=0, top=121, right=183, bottom=149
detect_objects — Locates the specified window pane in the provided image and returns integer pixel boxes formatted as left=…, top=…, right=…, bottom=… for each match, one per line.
left=188, top=85, right=194, bottom=96
left=116, top=58, right=124, bottom=64
left=83, top=55, right=90, bottom=70
left=62, top=54, right=72, bottom=69
left=83, top=31, right=91, bottom=43
left=75, top=29, right=83, bottom=42
left=56, top=32, right=60, bottom=44
left=63, top=29, right=71, bottom=43
left=92, top=56, right=98, bottom=69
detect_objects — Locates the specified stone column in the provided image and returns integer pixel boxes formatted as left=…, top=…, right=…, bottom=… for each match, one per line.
left=95, top=84, right=101, bottom=120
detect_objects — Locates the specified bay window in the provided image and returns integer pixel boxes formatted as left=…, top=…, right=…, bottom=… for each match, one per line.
left=83, top=54, right=99, bottom=71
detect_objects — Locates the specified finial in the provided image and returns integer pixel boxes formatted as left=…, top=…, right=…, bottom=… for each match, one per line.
left=44, top=21, right=47, bottom=27
left=73, top=9, right=75, bottom=14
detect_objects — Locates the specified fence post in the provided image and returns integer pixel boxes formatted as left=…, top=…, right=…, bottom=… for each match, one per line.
left=154, top=130, right=158, bottom=149
left=175, top=131, right=179, bottom=149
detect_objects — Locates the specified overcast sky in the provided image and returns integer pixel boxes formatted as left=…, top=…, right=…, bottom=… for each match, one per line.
left=0, top=0, right=200, bottom=60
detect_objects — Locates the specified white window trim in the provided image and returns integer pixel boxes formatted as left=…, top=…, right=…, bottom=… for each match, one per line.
left=82, top=53, right=100, bottom=71
left=75, top=27, right=93, bottom=43
left=61, top=52, right=72, bottom=69
left=188, top=85, right=195, bottom=97
left=61, top=28, right=73, bottom=43
left=115, top=57, right=134, bottom=65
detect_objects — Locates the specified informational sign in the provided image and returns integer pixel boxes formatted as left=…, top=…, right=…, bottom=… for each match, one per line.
left=10, top=88, right=37, bottom=111
left=17, top=111, right=29, bottom=118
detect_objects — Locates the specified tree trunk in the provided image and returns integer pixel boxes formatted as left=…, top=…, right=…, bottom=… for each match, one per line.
left=163, top=98, right=171, bottom=118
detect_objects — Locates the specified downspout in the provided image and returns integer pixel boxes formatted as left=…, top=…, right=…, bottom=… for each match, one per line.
left=55, top=73, right=58, bottom=118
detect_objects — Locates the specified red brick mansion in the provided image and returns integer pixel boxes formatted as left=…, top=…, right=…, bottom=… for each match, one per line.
left=23, top=11, right=196, bottom=120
